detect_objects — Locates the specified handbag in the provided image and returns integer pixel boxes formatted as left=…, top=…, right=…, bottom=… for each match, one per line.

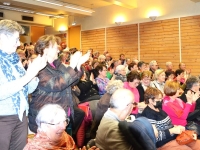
left=176, top=130, right=197, bottom=145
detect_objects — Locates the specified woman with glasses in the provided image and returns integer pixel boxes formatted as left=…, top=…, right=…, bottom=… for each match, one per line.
left=95, top=64, right=109, bottom=96
left=24, top=104, right=98, bottom=150
left=123, top=71, right=141, bottom=116
left=141, top=87, right=200, bottom=150
left=0, top=19, right=47, bottom=150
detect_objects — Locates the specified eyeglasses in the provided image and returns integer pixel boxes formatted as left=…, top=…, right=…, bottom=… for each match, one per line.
left=41, top=118, right=70, bottom=126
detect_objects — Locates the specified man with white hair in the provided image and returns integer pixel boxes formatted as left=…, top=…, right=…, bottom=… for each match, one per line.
left=149, top=60, right=158, bottom=74
left=112, top=65, right=127, bottom=82
left=95, top=89, right=157, bottom=150
left=165, top=61, right=173, bottom=72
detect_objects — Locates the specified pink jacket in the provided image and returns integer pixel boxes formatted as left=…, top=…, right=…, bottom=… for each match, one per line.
left=162, top=96, right=196, bottom=126
left=123, top=82, right=140, bottom=114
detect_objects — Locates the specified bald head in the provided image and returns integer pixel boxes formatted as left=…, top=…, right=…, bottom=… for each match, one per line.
left=110, top=88, right=134, bottom=110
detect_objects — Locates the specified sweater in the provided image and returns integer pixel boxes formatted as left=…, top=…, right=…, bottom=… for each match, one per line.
left=162, top=96, right=195, bottom=126
left=141, top=106, right=175, bottom=148
left=123, top=82, right=139, bottom=114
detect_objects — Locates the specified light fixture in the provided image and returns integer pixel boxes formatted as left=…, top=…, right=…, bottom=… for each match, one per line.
left=3, top=2, right=10, bottom=6
left=115, top=21, right=122, bottom=25
left=65, top=5, right=94, bottom=13
left=71, top=16, right=76, bottom=25
left=36, top=0, right=63, bottom=6
left=36, top=12, right=52, bottom=17
left=59, top=29, right=67, bottom=33
left=149, top=16, right=157, bottom=21
left=0, top=5, right=35, bottom=13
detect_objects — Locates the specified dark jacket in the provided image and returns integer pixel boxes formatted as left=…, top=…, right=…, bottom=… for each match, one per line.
left=137, top=83, right=145, bottom=102
left=90, top=93, right=111, bottom=138
left=28, top=59, right=82, bottom=133
left=77, top=80, right=100, bottom=102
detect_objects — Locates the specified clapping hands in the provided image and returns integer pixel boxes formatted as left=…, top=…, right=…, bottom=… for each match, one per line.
left=186, top=90, right=199, bottom=103
left=70, top=50, right=91, bottom=70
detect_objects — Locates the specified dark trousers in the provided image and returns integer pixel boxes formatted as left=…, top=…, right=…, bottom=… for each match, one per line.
left=0, top=112, right=27, bottom=150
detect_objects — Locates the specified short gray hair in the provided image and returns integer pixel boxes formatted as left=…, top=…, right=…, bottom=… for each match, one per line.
left=115, top=65, right=125, bottom=74
left=36, top=104, right=66, bottom=130
left=106, top=80, right=123, bottom=94
left=149, top=60, right=157, bottom=67
left=110, top=88, right=134, bottom=110
left=166, top=61, right=172, bottom=66
left=0, top=19, right=24, bottom=35
left=186, top=76, right=199, bottom=89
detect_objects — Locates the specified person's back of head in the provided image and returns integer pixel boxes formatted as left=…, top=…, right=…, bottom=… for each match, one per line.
left=109, top=88, right=135, bottom=120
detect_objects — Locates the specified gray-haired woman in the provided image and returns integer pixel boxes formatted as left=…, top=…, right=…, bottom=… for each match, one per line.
left=90, top=80, right=124, bottom=138
left=24, top=104, right=99, bottom=150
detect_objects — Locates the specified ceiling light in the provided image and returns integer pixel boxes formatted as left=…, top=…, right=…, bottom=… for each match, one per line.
left=3, top=2, right=10, bottom=5
left=65, top=5, right=93, bottom=13
left=149, top=16, right=157, bottom=21
left=36, top=12, right=52, bottom=17
left=0, top=5, right=34, bottom=13
left=36, top=0, right=63, bottom=6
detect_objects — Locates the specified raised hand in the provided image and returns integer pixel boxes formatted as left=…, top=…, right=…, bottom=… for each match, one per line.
left=26, top=54, right=47, bottom=79
left=77, top=51, right=91, bottom=70
left=70, top=51, right=82, bottom=69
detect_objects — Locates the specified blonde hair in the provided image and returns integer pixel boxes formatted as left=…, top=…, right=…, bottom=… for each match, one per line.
left=154, top=69, right=165, bottom=80
left=0, top=19, right=24, bottom=35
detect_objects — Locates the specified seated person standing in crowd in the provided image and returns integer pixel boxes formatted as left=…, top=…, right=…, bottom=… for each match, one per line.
left=0, top=19, right=47, bottom=150
left=24, top=104, right=98, bottom=150
left=138, top=61, right=146, bottom=73
left=28, top=35, right=90, bottom=133
left=123, top=71, right=141, bottom=115
left=141, top=87, right=200, bottom=150
left=112, top=65, right=127, bottom=82
left=150, top=69, right=166, bottom=94
left=95, top=64, right=109, bottom=96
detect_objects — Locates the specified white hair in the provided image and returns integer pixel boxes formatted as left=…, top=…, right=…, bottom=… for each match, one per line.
left=98, top=54, right=106, bottom=61
left=149, top=60, right=157, bottom=67
left=106, top=80, right=124, bottom=94
left=110, top=88, right=134, bottom=110
left=166, top=61, right=172, bottom=66
left=36, top=104, right=66, bottom=130
left=115, top=65, right=125, bottom=73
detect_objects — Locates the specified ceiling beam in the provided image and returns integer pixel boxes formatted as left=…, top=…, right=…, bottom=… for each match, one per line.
left=102, top=0, right=137, bottom=9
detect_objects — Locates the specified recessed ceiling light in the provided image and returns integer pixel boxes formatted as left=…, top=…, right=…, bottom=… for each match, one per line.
left=3, top=2, right=10, bottom=6
left=36, top=0, right=63, bottom=6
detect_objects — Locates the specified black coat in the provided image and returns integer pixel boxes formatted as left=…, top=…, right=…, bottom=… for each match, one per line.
left=28, top=59, right=82, bottom=133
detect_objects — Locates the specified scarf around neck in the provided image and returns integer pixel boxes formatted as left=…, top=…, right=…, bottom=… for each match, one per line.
left=24, top=130, right=76, bottom=150
left=0, top=50, right=28, bottom=117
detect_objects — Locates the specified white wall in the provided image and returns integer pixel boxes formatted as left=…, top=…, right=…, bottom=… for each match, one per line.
left=77, top=0, right=200, bottom=31
left=1, top=9, right=53, bottom=26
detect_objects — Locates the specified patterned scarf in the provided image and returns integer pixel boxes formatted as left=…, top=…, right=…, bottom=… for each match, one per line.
left=24, top=131, right=76, bottom=150
left=0, top=50, right=28, bottom=116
